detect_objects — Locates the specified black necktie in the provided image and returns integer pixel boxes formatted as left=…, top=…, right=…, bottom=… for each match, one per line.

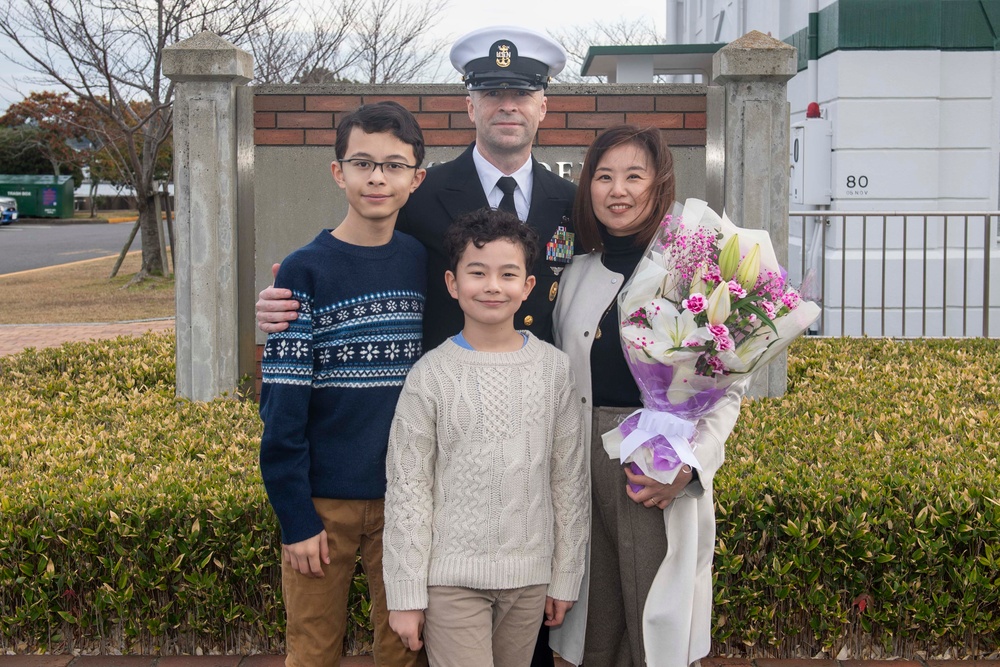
left=496, top=176, right=518, bottom=215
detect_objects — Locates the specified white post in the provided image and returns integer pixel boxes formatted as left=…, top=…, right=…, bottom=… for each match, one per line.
left=713, top=31, right=798, bottom=398
left=163, top=32, right=252, bottom=401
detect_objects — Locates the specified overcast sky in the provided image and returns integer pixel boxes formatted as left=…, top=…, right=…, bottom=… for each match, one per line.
left=0, top=0, right=668, bottom=111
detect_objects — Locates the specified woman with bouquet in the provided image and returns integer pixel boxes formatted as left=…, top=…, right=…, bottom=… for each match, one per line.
left=549, top=125, right=745, bottom=667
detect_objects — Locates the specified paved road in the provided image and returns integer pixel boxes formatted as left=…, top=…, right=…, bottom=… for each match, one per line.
left=0, top=221, right=142, bottom=275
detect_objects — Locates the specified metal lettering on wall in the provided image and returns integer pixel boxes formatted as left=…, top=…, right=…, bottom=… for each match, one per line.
left=424, top=159, right=585, bottom=182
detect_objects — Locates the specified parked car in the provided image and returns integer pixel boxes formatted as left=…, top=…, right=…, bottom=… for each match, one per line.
left=0, top=196, right=18, bottom=225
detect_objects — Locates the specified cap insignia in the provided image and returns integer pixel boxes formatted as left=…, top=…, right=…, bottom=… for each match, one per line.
left=495, top=43, right=511, bottom=68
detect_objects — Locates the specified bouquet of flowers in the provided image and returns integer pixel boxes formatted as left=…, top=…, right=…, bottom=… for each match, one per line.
left=602, top=198, right=821, bottom=485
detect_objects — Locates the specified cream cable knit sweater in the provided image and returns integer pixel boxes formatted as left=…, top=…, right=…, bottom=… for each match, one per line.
left=383, top=334, right=589, bottom=611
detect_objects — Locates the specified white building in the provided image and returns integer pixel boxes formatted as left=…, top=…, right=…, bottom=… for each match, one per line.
left=585, top=0, right=1000, bottom=336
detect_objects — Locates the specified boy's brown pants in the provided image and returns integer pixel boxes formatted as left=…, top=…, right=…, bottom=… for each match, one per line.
left=282, top=497, right=427, bottom=667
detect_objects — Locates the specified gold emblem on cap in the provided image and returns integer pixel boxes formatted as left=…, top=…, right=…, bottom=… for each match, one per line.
left=496, top=44, right=511, bottom=68
left=548, top=282, right=558, bottom=302
left=523, top=315, right=534, bottom=327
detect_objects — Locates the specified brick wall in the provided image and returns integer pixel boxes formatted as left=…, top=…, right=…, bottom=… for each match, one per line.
left=253, top=90, right=707, bottom=149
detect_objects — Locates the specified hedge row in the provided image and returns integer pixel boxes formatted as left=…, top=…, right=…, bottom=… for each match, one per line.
left=0, top=333, right=998, bottom=657
left=714, top=338, right=1000, bottom=658
left=0, top=334, right=370, bottom=655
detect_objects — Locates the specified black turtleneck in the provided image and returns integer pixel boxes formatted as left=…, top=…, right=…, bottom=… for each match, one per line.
left=590, top=230, right=645, bottom=408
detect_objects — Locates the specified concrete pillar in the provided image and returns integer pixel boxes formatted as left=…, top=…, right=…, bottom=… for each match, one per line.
left=163, top=32, right=252, bottom=401
left=712, top=31, right=797, bottom=398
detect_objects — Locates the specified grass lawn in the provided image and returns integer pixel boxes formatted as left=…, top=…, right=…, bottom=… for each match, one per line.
left=0, top=251, right=175, bottom=324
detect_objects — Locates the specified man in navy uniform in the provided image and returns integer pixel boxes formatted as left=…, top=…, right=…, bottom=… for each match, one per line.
left=397, top=26, right=576, bottom=347
left=257, top=26, right=577, bottom=351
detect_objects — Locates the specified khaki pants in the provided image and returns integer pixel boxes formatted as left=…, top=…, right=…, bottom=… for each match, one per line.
left=422, top=584, right=548, bottom=667
left=282, top=498, right=427, bottom=667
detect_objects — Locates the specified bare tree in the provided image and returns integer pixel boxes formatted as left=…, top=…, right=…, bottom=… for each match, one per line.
left=549, top=18, right=663, bottom=83
left=250, top=0, right=448, bottom=85
left=351, top=0, right=450, bottom=84
left=249, top=1, right=363, bottom=85
left=0, top=0, right=292, bottom=278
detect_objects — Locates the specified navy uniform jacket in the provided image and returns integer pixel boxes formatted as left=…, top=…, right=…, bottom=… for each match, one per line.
left=397, top=143, right=576, bottom=348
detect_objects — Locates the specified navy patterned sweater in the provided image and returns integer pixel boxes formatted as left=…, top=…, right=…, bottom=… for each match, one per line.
left=259, top=230, right=427, bottom=544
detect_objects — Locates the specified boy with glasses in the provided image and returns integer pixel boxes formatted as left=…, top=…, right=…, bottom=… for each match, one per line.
left=259, top=101, right=428, bottom=667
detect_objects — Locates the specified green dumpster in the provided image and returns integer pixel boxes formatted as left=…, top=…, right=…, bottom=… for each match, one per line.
left=0, top=174, right=76, bottom=218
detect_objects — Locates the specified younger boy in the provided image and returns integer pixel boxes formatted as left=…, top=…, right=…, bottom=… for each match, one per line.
left=259, top=101, right=428, bottom=667
left=381, top=209, right=589, bottom=667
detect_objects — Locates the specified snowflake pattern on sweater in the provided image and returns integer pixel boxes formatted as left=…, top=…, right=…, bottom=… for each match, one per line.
left=259, top=229, right=427, bottom=544
left=263, top=289, right=424, bottom=388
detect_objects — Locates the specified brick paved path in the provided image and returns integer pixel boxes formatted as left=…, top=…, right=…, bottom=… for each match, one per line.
left=0, top=319, right=175, bottom=357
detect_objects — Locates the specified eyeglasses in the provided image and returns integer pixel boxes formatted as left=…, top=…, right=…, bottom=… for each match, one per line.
left=338, top=158, right=418, bottom=176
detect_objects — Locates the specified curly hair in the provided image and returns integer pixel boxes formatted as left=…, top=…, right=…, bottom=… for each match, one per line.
left=443, top=207, right=540, bottom=273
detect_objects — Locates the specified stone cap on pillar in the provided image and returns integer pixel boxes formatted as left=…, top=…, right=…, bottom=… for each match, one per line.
left=712, top=30, right=796, bottom=84
left=163, top=31, right=253, bottom=84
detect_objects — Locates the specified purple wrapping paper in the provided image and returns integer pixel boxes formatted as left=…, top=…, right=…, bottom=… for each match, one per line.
left=626, top=354, right=727, bottom=420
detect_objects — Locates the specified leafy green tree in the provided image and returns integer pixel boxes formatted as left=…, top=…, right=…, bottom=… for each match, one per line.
left=0, top=126, right=56, bottom=175
left=0, top=91, right=89, bottom=180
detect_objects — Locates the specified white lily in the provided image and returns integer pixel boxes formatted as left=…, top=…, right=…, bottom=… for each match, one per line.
left=619, top=255, right=670, bottom=317
left=706, top=282, right=731, bottom=326
left=718, top=234, right=741, bottom=280
left=736, top=244, right=761, bottom=290
left=713, top=207, right=780, bottom=278
left=647, top=303, right=701, bottom=363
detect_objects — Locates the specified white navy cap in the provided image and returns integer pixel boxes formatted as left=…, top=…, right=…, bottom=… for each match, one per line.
left=450, top=26, right=567, bottom=91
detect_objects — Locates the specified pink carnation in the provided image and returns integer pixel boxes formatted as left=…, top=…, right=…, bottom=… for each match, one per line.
left=714, top=334, right=734, bottom=351
left=705, top=355, right=726, bottom=374
left=707, top=323, right=729, bottom=338
left=727, top=280, right=747, bottom=299
left=761, top=301, right=777, bottom=319
left=682, top=293, right=707, bottom=314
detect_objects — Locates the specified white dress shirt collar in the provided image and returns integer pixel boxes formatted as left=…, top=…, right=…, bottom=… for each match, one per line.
left=473, top=147, right=533, bottom=221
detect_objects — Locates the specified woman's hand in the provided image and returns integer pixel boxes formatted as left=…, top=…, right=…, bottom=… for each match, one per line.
left=624, top=465, right=693, bottom=509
